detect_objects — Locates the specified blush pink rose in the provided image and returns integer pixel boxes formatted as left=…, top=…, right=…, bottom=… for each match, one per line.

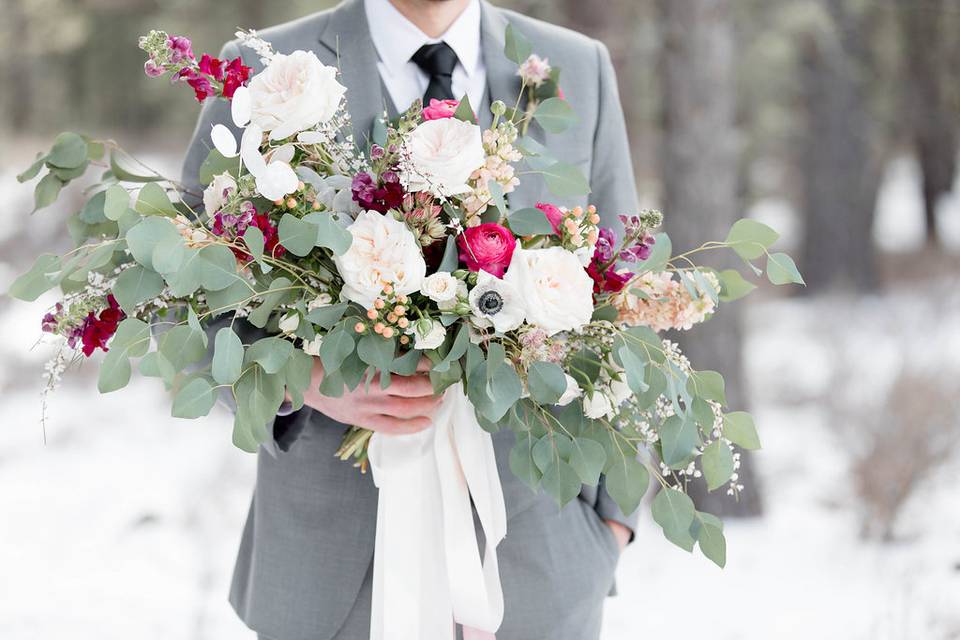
left=458, top=223, right=517, bottom=278
left=535, top=202, right=564, bottom=235
left=422, top=98, right=459, bottom=121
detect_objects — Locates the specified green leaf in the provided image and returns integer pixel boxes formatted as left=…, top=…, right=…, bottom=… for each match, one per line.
left=33, top=173, right=64, bottom=211
left=172, top=377, right=217, bottom=418
left=504, top=23, right=533, bottom=64
left=243, top=226, right=265, bottom=263
left=604, top=456, right=649, bottom=515
left=278, top=213, right=317, bottom=257
left=8, top=254, right=60, bottom=301
left=487, top=179, right=506, bottom=213
left=509, top=434, right=542, bottom=491
left=232, top=413, right=259, bottom=453
left=617, top=346, right=648, bottom=394
left=390, top=348, right=422, bottom=376
left=158, top=325, right=208, bottom=370
left=569, top=437, right=606, bottom=486
left=98, top=349, right=132, bottom=394
left=652, top=487, right=696, bottom=552
left=541, top=161, right=591, bottom=198
left=695, top=512, right=727, bottom=568
left=198, top=244, right=241, bottom=291
left=113, top=265, right=164, bottom=313
left=247, top=276, right=293, bottom=328
left=125, top=217, right=179, bottom=270
left=526, top=361, right=567, bottom=404
left=199, top=149, right=238, bottom=186
left=702, top=440, right=735, bottom=491
left=718, top=268, right=756, bottom=301
left=78, top=190, right=109, bottom=224
left=567, top=345, right=603, bottom=387
left=438, top=236, right=459, bottom=272
left=508, top=207, right=555, bottom=236
left=18, top=154, right=47, bottom=183
left=285, top=349, right=314, bottom=410
left=533, top=97, right=578, bottom=134
left=47, top=132, right=88, bottom=169
left=151, top=235, right=186, bottom=275
left=135, top=183, right=177, bottom=217
left=357, top=333, right=396, bottom=371
left=723, top=411, right=761, bottom=450
left=635, top=232, right=672, bottom=274
left=212, top=327, right=244, bottom=385
left=482, top=363, right=523, bottom=422
left=532, top=433, right=572, bottom=472
left=103, top=185, right=130, bottom=221
left=110, top=151, right=163, bottom=183
left=319, top=328, right=355, bottom=374
left=725, top=219, right=779, bottom=261
left=139, top=351, right=175, bottom=385
left=110, top=318, right=152, bottom=358
left=541, top=459, right=582, bottom=507
left=306, top=302, right=348, bottom=329
left=766, top=252, right=805, bottom=285
left=306, top=212, right=353, bottom=256
left=245, top=337, right=294, bottom=374
left=660, top=415, right=701, bottom=468
left=453, top=94, right=476, bottom=122
left=688, top=370, right=726, bottom=404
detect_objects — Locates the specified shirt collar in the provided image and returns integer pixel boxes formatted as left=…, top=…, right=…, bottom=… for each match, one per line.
left=364, top=0, right=482, bottom=77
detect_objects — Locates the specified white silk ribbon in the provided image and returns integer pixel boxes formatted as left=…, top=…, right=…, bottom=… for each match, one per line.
left=367, top=384, right=507, bottom=640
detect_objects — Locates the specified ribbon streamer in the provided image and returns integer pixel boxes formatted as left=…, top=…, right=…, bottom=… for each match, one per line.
left=367, top=384, right=507, bottom=640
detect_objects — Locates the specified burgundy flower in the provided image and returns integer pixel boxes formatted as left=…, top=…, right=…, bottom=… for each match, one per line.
left=458, top=223, right=516, bottom=278
left=166, top=35, right=194, bottom=63
left=222, top=57, right=252, bottom=98
left=79, top=295, right=125, bottom=357
left=351, top=171, right=404, bottom=213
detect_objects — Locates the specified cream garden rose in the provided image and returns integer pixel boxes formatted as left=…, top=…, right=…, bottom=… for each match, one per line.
left=503, top=246, right=594, bottom=336
left=247, top=50, right=346, bottom=141
left=202, top=172, right=236, bottom=216
left=402, top=118, right=485, bottom=198
left=333, top=210, right=426, bottom=308
left=420, top=272, right=460, bottom=304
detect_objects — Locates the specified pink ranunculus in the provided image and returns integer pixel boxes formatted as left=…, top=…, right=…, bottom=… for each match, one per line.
left=535, top=202, right=563, bottom=236
left=458, top=223, right=517, bottom=278
left=422, top=98, right=459, bottom=121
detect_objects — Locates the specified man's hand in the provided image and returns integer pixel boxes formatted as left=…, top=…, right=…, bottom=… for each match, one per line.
left=605, top=519, right=631, bottom=553
left=301, top=356, right=442, bottom=435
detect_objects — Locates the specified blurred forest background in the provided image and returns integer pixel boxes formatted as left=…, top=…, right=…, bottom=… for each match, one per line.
left=2, top=1, right=960, bottom=639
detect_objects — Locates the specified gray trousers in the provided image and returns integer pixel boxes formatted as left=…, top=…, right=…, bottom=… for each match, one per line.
left=258, top=494, right=618, bottom=640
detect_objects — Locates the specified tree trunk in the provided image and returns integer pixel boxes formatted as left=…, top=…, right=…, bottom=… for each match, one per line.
left=798, top=0, right=881, bottom=292
left=658, top=0, right=761, bottom=517
left=898, top=0, right=957, bottom=246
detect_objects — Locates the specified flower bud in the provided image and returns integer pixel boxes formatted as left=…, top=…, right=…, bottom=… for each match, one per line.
left=491, top=100, right=506, bottom=116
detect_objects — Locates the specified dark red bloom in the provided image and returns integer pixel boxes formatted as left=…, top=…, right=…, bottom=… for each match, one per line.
left=222, top=57, right=252, bottom=98
left=198, top=54, right=225, bottom=81
left=252, top=213, right=286, bottom=258
left=79, top=295, right=125, bottom=357
left=587, top=261, right=633, bottom=294
left=178, top=68, right=216, bottom=102
left=351, top=171, right=405, bottom=213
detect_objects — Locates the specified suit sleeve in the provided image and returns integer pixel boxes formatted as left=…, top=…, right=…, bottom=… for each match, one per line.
left=180, top=41, right=307, bottom=456
left=589, top=40, right=641, bottom=540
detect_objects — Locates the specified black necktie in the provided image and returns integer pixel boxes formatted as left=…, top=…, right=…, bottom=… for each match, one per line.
left=411, top=42, right=459, bottom=103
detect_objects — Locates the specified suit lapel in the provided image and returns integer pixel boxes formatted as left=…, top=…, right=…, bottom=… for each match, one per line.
left=318, top=0, right=388, bottom=146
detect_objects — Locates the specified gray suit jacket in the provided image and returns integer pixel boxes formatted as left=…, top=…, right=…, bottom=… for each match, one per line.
left=181, top=2, right=640, bottom=638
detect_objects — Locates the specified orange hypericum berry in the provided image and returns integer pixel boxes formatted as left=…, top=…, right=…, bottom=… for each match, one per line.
left=286, top=197, right=298, bottom=209
left=374, top=299, right=386, bottom=310
left=297, top=181, right=306, bottom=192
left=397, top=317, right=410, bottom=329
left=382, top=327, right=395, bottom=339
left=354, top=322, right=367, bottom=333
left=571, top=206, right=584, bottom=218
left=386, top=312, right=398, bottom=323
left=274, top=199, right=284, bottom=207
left=589, top=213, right=601, bottom=224
left=312, top=200, right=322, bottom=210
left=399, top=335, right=410, bottom=345
left=366, top=308, right=378, bottom=320
left=374, top=322, right=386, bottom=334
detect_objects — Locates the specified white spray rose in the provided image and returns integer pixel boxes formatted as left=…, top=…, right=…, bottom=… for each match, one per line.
left=278, top=312, right=300, bottom=334
left=333, top=210, right=426, bottom=308
left=583, top=391, right=614, bottom=420
left=302, top=335, right=323, bottom=356
left=420, top=272, right=461, bottom=304
left=410, top=318, right=447, bottom=350
left=247, top=50, right=346, bottom=141
left=503, top=246, right=594, bottom=336
left=402, top=118, right=485, bottom=198
left=557, top=374, right=583, bottom=407
left=202, top=173, right=237, bottom=216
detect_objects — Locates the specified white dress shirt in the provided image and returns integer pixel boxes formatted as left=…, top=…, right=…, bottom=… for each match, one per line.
left=364, top=0, right=487, bottom=113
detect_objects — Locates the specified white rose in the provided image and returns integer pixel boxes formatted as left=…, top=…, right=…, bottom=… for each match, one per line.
left=402, top=118, right=485, bottom=197
left=584, top=391, right=614, bottom=420
left=247, top=50, right=347, bottom=141
left=468, top=270, right=526, bottom=333
left=279, top=312, right=300, bottom=334
left=308, top=293, right=334, bottom=310
left=421, top=272, right=460, bottom=304
left=503, top=247, right=594, bottom=336
left=438, top=280, right=468, bottom=312
left=302, top=335, right=323, bottom=356
left=410, top=318, right=447, bottom=350
left=557, top=374, right=583, bottom=407
left=333, top=210, right=426, bottom=308
left=202, top=173, right=236, bottom=216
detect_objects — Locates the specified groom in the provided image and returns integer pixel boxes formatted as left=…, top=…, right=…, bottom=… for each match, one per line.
left=182, top=0, right=640, bottom=638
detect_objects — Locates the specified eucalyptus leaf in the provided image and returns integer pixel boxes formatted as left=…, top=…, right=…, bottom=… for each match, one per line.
left=532, top=97, right=578, bottom=133
left=652, top=487, right=696, bottom=552
left=33, top=173, right=64, bottom=212
left=605, top=456, right=649, bottom=515
left=8, top=254, right=60, bottom=301
left=540, top=459, right=581, bottom=507
left=702, top=440, right=735, bottom=491
left=718, top=268, right=756, bottom=301
left=98, top=349, right=132, bottom=394
left=212, top=327, right=244, bottom=385
left=660, top=415, right=701, bottom=468
left=766, top=252, right=805, bottom=285
left=526, top=361, right=567, bottom=404
left=723, top=411, right=761, bottom=450
left=508, top=207, right=555, bottom=236
left=135, top=183, right=177, bottom=217
left=725, top=219, right=779, bottom=261
left=47, top=132, right=88, bottom=169
left=504, top=23, right=532, bottom=64
left=172, top=377, right=217, bottom=419
left=113, top=265, right=164, bottom=313
left=541, top=161, right=590, bottom=198
left=103, top=185, right=130, bottom=221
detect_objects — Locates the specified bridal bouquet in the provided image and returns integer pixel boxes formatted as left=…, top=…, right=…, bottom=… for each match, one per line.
left=11, top=26, right=802, bottom=568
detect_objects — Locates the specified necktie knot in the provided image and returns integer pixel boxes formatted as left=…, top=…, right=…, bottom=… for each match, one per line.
left=411, top=41, right=459, bottom=78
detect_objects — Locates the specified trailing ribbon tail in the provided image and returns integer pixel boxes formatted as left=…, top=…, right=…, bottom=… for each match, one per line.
left=368, top=384, right=507, bottom=640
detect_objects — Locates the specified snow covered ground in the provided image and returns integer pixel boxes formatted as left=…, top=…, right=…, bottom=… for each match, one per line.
left=2, top=152, right=959, bottom=639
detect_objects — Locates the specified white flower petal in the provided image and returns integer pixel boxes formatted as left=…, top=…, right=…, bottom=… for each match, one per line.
left=255, top=161, right=299, bottom=201
left=231, top=86, right=252, bottom=127
left=240, top=124, right=267, bottom=177
left=297, top=131, right=326, bottom=144
left=268, top=143, right=296, bottom=165
left=211, top=124, right=238, bottom=158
